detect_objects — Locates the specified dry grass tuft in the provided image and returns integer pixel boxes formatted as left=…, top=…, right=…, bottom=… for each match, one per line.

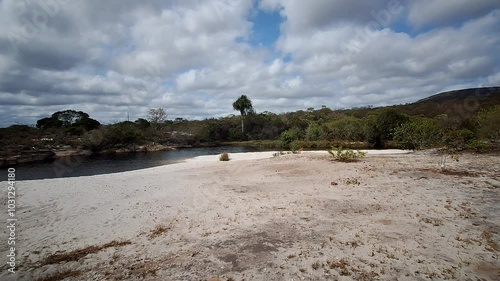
left=481, top=230, right=500, bottom=252
left=36, top=270, right=82, bottom=281
left=420, top=168, right=480, bottom=177
left=311, top=261, right=321, bottom=270
left=38, top=240, right=131, bottom=267
left=327, top=258, right=351, bottom=276
left=148, top=224, right=171, bottom=239
left=419, top=217, right=443, bottom=226
left=357, top=270, right=380, bottom=281
left=219, top=152, right=230, bottom=161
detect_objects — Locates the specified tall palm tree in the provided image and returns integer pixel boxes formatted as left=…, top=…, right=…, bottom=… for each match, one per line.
left=232, top=95, right=253, bottom=134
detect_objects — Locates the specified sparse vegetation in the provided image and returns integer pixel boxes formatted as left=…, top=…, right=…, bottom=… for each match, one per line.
left=327, top=258, right=351, bottom=276
left=328, top=147, right=366, bottom=162
left=312, top=261, right=321, bottom=270
left=37, top=240, right=131, bottom=267
left=481, top=229, right=500, bottom=252
left=273, top=151, right=284, bottom=157
left=148, top=224, right=171, bottom=239
left=420, top=217, right=443, bottom=226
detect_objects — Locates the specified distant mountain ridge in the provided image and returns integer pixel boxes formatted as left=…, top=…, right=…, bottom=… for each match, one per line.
left=415, top=87, right=499, bottom=103
left=392, top=86, right=500, bottom=118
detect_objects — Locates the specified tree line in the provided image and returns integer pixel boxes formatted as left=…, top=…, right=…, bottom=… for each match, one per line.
left=1, top=92, right=499, bottom=155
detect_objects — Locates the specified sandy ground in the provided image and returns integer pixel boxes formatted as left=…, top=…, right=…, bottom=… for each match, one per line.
left=1, top=150, right=499, bottom=281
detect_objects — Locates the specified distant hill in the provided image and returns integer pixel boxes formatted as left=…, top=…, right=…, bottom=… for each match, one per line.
left=340, top=87, right=500, bottom=119
left=416, top=87, right=500, bottom=103
left=393, top=87, right=500, bottom=118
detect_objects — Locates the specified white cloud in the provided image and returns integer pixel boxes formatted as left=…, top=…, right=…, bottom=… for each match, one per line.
left=0, top=0, right=498, bottom=126
left=408, top=0, right=500, bottom=28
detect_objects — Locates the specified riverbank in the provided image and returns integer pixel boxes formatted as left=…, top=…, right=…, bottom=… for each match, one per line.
left=1, top=151, right=499, bottom=280
left=0, top=139, right=399, bottom=168
left=53, top=144, right=177, bottom=158
left=219, top=140, right=395, bottom=149
left=0, top=144, right=176, bottom=168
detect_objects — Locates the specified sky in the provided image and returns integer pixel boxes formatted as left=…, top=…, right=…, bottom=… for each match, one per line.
left=0, top=0, right=499, bottom=126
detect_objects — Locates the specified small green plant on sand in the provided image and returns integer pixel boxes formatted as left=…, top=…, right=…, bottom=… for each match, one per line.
left=328, top=147, right=366, bottom=162
left=273, top=151, right=287, bottom=157
left=219, top=152, right=230, bottom=161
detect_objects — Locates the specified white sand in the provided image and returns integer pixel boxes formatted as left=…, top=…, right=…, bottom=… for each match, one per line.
left=190, top=149, right=411, bottom=162
left=1, top=150, right=498, bottom=281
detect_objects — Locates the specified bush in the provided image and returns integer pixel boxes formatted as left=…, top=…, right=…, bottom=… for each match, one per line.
left=305, top=123, right=325, bottom=141
left=366, top=109, right=410, bottom=148
left=443, top=129, right=476, bottom=151
left=327, top=147, right=366, bottom=162
left=394, top=117, right=443, bottom=150
left=327, top=117, right=365, bottom=141
left=279, top=128, right=301, bottom=149
left=81, top=129, right=105, bottom=152
left=476, top=105, right=500, bottom=142
left=219, top=152, right=230, bottom=161
left=290, top=140, right=302, bottom=152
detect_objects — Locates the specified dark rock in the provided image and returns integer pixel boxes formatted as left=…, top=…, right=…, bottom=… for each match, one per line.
left=0, top=150, right=56, bottom=167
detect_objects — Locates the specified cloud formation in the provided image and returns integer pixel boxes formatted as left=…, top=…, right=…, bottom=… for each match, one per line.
left=0, top=0, right=499, bottom=126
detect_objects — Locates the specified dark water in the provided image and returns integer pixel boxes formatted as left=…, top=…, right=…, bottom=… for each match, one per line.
left=3, top=146, right=273, bottom=181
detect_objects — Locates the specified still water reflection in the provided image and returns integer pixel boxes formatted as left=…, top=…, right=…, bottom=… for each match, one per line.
left=8, top=146, right=272, bottom=181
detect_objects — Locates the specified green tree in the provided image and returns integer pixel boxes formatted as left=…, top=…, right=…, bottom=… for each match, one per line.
left=394, top=117, right=443, bottom=149
left=443, top=129, right=476, bottom=150
left=73, top=117, right=100, bottom=131
left=476, top=105, right=500, bottom=141
left=280, top=128, right=301, bottom=149
left=36, top=110, right=99, bottom=134
left=327, top=117, right=365, bottom=141
left=305, top=122, right=324, bottom=141
left=134, top=118, right=151, bottom=129
left=36, top=117, right=63, bottom=129
left=51, top=110, right=89, bottom=126
left=232, top=95, right=253, bottom=135
left=366, top=109, right=409, bottom=148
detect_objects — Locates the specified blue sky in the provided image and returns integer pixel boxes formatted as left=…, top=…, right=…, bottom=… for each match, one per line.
left=249, top=8, right=282, bottom=47
left=0, top=0, right=499, bottom=126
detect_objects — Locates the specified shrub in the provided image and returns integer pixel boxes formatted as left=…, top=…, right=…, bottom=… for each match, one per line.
left=366, top=109, right=410, bottom=148
left=327, top=117, right=365, bottom=141
left=219, top=151, right=230, bottom=161
left=328, top=147, right=366, bottom=162
left=81, top=129, right=105, bottom=152
left=476, top=105, right=500, bottom=142
left=443, top=129, right=476, bottom=151
left=273, top=151, right=287, bottom=157
left=280, top=129, right=301, bottom=149
left=290, top=140, right=302, bottom=152
left=394, top=117, right=443, bottom=150
left=305, top=122, right=325, bottom=141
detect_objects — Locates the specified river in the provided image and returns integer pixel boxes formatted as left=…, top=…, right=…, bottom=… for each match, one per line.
left=3, top=146, right=274, bottom=181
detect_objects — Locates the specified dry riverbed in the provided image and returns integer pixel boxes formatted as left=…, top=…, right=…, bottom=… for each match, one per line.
left=1, top=151, right=499, bottom=280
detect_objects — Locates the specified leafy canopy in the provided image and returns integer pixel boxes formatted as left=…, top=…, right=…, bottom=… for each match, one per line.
left=232, top=95, right=253, bottom=116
